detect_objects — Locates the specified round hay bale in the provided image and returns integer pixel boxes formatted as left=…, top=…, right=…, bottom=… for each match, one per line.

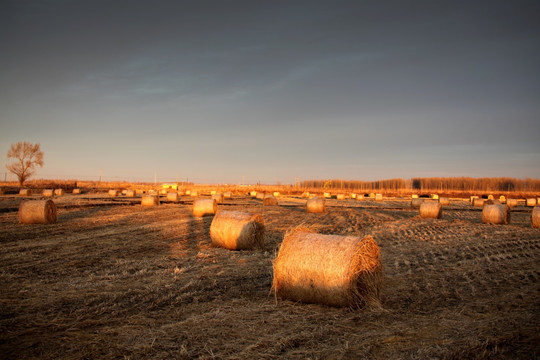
left=411, top=194, right=419, bottom=199
left=212, top=193, right=224, bottom=204
left=160, top=189, right=168, bottom=195
left=272, top=230, right=382, bottom=308
left=526, top=198, right=537, bottom=207
left=19, top=199, right=57, bottom=224
left=301, top=192, right=310, bottom=198
left=250, top=191, right=257, bottom=197
left=210, top=190, right=217, bottom=195
left=472, top=198, right=485, bottom=207
left=263, top=194, right=278, bottom=206
left=337, top=194, right=345, bottom=200
left=368, top=193, right=375, bottom=198
left=122, top=189, right=128, bottom=195
left=190, top=191, right=198, bottom=197
left=419, top=201, right=442, bottom=219
left=488, top=194, right=494, bottom=200
left=72, top=188, right=81, bottom=194
left=19, top=189, right=32, bottom=196
left=323, top=192, right=331, bottom=198
left=193, top=199, right=217, bottom=217
left=499, top=195, right=506, bottom=203
left=431, top=194, right=439, bottom=200
left=532, top=207, right=540, bottom=228
left=470, top=196, right=479, bottom=203
left=210, top=210, right=265, bottom=250
left=306, top=198, right=325, bottom=213
left=438, top=197, right=450, bottom=206
left=148, top=189, right=158, bottom=195
left=375, top=193, right=383, bottom=201
left=141, top=194, right=159, bottom=206
left=506, top=198, right=518, bottom=207
left=223, top=191, right=232, bottom=199
left=185, top=190, right=191, bottom=196
left=273, top=192, right=280, bottom=197
left=482, top=204, right=510, bottom=225
left=43, top=189, right=54, bottom=197
left=108, top=189, right=119, bottom=197
left=125, top=189, right=136, bottom=197
left=411, top=198, right=424, bottom=209
left=167, top=192, right=179, bottom=201
left=54, top=189, right=64, bottom=196
left=256, top=192, right=265, bottom=200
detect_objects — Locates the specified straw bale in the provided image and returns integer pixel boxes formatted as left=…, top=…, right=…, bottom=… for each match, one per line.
left=472, top=198, right=485, bottom=207
left=250, top=191, right=257, bottom=197
left=263, top=194, right=278, bottom=206
left=210, top=210, right=265, bottom=250
left=488, top=194, right=494, bottom=200
left=323, top=192, right=331, bottom=198
left=148, top=189, right=158, bottom=195
left=438, top=197, right=450, bottom=206
left=506, top=199, right=518, bottom=207
left=212, top=193, right=224, bottom=204
left=256, top=192, right=265, bottom=200
left=141, top=194, right=159, bottom=206
left=122, top=190, right=128, bottom=195
left=411, top=198, right=424, bottom=209
left=419, top=201, right=442, bottom=219
left=411, top=194, right=419, bottom=199
left=19, top=199, right=57, bottom=224
left=482, top=204, right=510, bottom=225
left=185, top=190, right=191, bottom=196
left=301, top=192, right=310, bottom=198
left=193, top=199, right=217, bottom=217
left=306, top=198, right=325, bottom=213
left=167, top=192, right=179, bottom=201
left=526, top=198, right=537, bottom=207
left=431, top=194, right=439, bottom=200
left=211, top=190, right=217, bottom=195
left=72, top=188, right=81, bottom=194
left=375, top=193, right=383, bottom=201
left=125, top=189, right=136, bottom=197
left=190, top=191, right=198, bottom=197
left=108, top=189, right=119, bottom=197
left=54, top=189, right=64, bottom=196
left=485, top=199, right=501, bottom=205
left=337, top=194, right=345, bottom=200
left=135, top=189, right=145, bottom=195
left=43, top=189, right=54, bottom=197
left=223, top=192, right=232, bottom=199
left=369, top=193, right=375, bottom=198
left=532, top=207, right=540, bottom=228
left=470, top=196, right=479, bottom=203
left=273, top=192, right=280, bottom=197
left=272, top=230, right=382, bottom=308
left=499, top=195, right=506, bottom=203
left=351, top=193, right=357, bottom=199
left=19, top=189, right=32, bottom=196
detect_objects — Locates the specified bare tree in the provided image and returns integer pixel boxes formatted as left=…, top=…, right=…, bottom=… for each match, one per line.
left=6, top=142, right=44, bottom=186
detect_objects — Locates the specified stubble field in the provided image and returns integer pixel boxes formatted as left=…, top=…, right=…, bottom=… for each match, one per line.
left=0, top=193, right=539, bottom=359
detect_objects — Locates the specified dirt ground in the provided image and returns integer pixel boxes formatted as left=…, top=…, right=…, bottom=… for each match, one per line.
left=0, top=193, right=538, bottom=359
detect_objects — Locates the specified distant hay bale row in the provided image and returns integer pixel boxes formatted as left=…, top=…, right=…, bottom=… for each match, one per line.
left=141, top=194, right=159, bottom=206
left=306, top=198, right=325, bottom=213
left=19, top=200, right=57, bottom=224
left=193, top=199, right=217, bottom=217
left=272, top=229, right=382, bottom=308
left=419, top=202, right=442, bottom=219
left=482, top=204, right=510, bottom=225
left=210, top=211, right=265, bottom=250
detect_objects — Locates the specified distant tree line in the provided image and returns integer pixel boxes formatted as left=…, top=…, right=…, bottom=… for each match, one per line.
left=300, top=177, right=540, bottom=192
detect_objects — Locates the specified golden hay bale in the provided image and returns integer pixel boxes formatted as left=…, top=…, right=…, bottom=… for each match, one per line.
left=506, top=199, right=518, bottom=207
left=185, top=190, right=191, bottom=196
left=250, top=191, right=257, bottom=197
left=19, top=189, right=32, bottom=196
left=273, top=192, right=280, bottom=197
left=351, top=193, right=356, bottom=199
left=209, top=210, right=265, bottom=250
left=419, top=201, right=442, bottom=219
left=470, top=196, right=479, bottom=203
left=43, top=189, right=54, bottom=197
left=411, top=198, right=424, bottom=209
left=431, top=194, right=439, bottom=200
left=375, top=193, right=383, bottom=201
left=125, top=189, right=136, bottom=197
left=272, top=230, right=382, bottom=308
left=223, top=191, right=232, bottom=199
left=122, top=189, right=128, bottom=195
left=160, top=189, right=168, bottom=195
left=212, top=193, right=224, bottom=204
left=301, top=192, right=310, bottom=198
left=193, top=199, right=217, bottom=217
left=323, top=192, right=331, bottom=198
left=210, top=190, right=217, bottom=195
left=135, top=189, right=145, bottom=195
left=72, top=188, right=81, bottom=194
left=488, top=194, right=494, bottom=200
left=472, top=198, right=485, bottom=207
left=19, top=200, right=57, bottom=224
left=485, top=199, right=501, bottom=205
left=167, top=192, right=179, bottom=201
left=526, top=198, right=537, bottom=207
left=263, top=194, right=278, bottom=206
left=337, top=194, right=345, bottom=200
left=190, top=191, right=199, bottom=197
left=256, top=192, right=265, bottom=200
left=438, top=197, right=450, bottom=206
left=482, top=204, right=510, bottom=225
left=306, top=198, right=325, bottom=213
left=411, top=194, right=419, bottom=199
left=148, top=189, right=158, bottom=195
left=108, top=189, right=119, bottom=197
left=532, top=207, right=540, bottom=228
left=141, top=194, right=160, bottom=206
left=54, top=189, right=64, bottom=196
left=499, top=195, right=506, bottom=203
left=369, top=193, right=375, bottom=198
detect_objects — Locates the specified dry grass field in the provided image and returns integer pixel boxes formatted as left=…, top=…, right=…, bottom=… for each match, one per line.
left=0, top=192, right=539, bottom=359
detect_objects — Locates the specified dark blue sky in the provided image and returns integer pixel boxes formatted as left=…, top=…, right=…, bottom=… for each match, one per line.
left=1, top=1, right=539, bottom=184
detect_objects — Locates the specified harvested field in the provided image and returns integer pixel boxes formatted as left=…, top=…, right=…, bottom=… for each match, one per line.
left=0, top=193, right=539, bottom=359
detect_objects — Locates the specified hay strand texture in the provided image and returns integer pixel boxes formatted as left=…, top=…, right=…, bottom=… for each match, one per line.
left=482, top=204, right=510, bottom=225
left=209, top=210, right=265, bottom=250
left=193, top=199, right=217, bottom=217
left=306, top=198, right=325, bottom=213
left=419, top=201, right=442, bottom=219
left=141, top=195, right=159, bottom=206
left=532, top=207, right=540, bottom=228
left=272, top=230, right=382, bottom=308
left=263, top=194, right=278, bottom=206
left=19, top=200, right=57, bottom=224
